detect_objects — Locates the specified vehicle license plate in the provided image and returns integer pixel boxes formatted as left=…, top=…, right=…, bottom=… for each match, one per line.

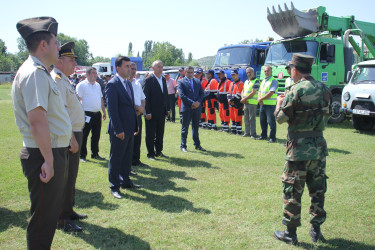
left=353, top=109, right=370, bottom=115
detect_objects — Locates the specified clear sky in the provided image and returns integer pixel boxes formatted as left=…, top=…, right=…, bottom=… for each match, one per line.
left=1, top=0, right=374, bottom=60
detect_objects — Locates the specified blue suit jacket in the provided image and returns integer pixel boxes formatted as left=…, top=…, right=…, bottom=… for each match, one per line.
left=177, top=77, right=205, bottom=113
left=105, top=75, right=138, bottom=135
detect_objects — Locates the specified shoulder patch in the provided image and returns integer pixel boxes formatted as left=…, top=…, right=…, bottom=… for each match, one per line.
left=36, top=65, right=46, bottom=71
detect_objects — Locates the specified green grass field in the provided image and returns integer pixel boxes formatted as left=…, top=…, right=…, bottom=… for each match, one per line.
left=1, top=82, right=374, bottom=249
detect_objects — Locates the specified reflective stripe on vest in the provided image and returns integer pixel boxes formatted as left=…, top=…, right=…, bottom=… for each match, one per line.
left=259, top=76, right=278, bottom=105
left=243, top=78, right=259, bottom=105
left=285, top=77, right=294, bottom=88
left=218, top=79, right=229, bottom=94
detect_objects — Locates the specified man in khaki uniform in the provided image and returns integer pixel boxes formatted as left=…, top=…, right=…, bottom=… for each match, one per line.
left=51, top=42, right=87, bottom=232
left=12, top=17, right=72, bottom=249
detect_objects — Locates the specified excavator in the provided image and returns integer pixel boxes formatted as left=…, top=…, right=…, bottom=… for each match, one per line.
left=262, top=2, right=375, bottom=123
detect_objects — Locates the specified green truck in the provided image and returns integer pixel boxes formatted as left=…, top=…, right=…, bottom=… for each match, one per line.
left=261, top=3, right=375, bottom=123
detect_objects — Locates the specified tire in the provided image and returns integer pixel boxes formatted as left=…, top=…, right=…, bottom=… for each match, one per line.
left=328, top=93, right=345, bottom=124
left=352, top=115, right=375, bottom=130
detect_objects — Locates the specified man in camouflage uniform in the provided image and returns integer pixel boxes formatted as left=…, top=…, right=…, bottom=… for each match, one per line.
left=273, top=54, right=332, bottom=245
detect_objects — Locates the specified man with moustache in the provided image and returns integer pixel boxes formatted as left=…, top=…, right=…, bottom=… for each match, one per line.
left=51, top=42, right=87, bottom=232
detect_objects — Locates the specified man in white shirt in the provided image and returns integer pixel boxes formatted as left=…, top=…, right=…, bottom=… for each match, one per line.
left=76, top=67, right=107, bottom=162
left=130, top=62, right=146, bottom=167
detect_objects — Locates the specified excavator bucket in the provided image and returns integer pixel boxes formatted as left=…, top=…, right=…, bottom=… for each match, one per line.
left=267, top=2, right=320, bottom=38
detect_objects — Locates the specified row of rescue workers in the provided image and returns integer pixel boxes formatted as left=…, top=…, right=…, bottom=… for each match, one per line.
left=170, top=65, right=294, bottom=140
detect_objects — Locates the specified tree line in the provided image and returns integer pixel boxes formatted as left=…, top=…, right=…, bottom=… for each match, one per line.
left=0, top=34, right=198, bottom=72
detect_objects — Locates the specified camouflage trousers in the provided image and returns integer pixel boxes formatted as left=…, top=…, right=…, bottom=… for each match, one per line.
left=281, top=159, right=328, bottom=228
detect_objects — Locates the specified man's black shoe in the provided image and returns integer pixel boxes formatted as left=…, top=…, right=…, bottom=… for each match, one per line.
left=195, top=146, right=206, bottom=152
left=274, top=228, right=298, bottom=245
left=309, top=225, right=326, bottom=242
left=256, top=136, right=267, bottom=140
left=58, top=220, right=83, bottom=233
left=242, top=133, right=250, bottom=137
left=91, top=154, right=105, bottom=160
left=268, top=139, right=276, bottom=143
left=111, top=190, right=123, bottom=199
left=70, top=211, right=87, bottom=220
left=155, top=152, right=168, bottom=158
left=130, top=170, right=138, bottom=176
left=148, top=156, right=156, bottom=161
left=80, top=157, right=87, bottom=163
left=181, top=147, right=188, bottom=153
left=122, top=183, right=142, bottom=189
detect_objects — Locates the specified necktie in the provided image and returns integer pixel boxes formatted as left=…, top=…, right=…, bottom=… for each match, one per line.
left=125, top=80, right=132, bottom=100
left=190, top=79, right=194, bottom=93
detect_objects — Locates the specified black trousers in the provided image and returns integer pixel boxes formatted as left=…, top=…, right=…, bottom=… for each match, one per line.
left=61, top=131, right=82, bottom=220
left=167, top=94, right=176, bottom=122
left=20, top=147, right=68, bottom=250
left=145, top=115, right=165, bottom=157
left=132, top=115, right=143, bottom=165
left=81, top=111, right=102, bottom=158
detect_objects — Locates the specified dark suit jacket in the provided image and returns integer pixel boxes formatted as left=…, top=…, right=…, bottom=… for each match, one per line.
left=143, top=74, right=169, bottom=118
left=105, top=75, right=138, bottom=135
left=177, top=77, right=205, bottom=113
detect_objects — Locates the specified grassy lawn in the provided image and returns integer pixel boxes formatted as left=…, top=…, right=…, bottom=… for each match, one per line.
left=0, top=82, right=374, bottom=249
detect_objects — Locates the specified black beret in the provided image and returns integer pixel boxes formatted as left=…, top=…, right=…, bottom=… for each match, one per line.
left=16, top=16, right=58, bottom=40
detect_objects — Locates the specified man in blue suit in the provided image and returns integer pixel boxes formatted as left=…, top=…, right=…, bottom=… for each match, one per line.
left=178, top=66, right=206, bottom=152
left=105, top=56, right=141, bottom=199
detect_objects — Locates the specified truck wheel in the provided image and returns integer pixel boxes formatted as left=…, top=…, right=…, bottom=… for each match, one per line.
left=352, top=115, right=374, bottom=130
left=328, top=94, right=345, bottom=124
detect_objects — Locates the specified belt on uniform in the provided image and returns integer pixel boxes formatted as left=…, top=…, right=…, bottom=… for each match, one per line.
left=288, top=131, right=323, bottom=139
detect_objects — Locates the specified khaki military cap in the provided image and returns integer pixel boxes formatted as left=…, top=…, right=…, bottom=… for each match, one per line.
left=16, top=16, right=58, bottom=40
left=290, top=53, right=314, bottom=73
left=60, top=42, right=78, bottom=58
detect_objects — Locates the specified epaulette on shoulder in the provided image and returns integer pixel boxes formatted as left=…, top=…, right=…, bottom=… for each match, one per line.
left=55, top=73, right=62, bottom=80
left=36, top=65, right=46, bottom=71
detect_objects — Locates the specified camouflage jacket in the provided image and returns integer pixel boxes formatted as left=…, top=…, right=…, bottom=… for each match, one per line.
left=276, top=76, right=332, bottom=161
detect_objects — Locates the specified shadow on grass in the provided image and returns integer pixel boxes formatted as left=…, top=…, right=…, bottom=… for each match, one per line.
left=70, top=221, right=150, bottom=249
left=298, top=238, right=375, bottom=249
left=133, top=166, right=194, bottom=193
left=328, top=148, right=351, bottom=154
left=75, top=190, right=119, bottom=210
left=0, top=207, right=28, bottom=232
left=203, top=150, right=244, bottom=159
left=160, top=156, right=218, bottom=169
left=124, top=189, right=211, bottom=214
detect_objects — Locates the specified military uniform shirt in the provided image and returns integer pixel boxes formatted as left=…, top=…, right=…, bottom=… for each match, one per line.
left=51, top=68, right=85, bottom=132
left=12, top=55, right=72, bottom=148
left=276, top=76, right=332, bottom=161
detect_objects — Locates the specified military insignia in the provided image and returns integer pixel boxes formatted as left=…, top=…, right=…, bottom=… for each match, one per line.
left=55, top=73, right=62, bottom=80
left=36, top=65, right=46, bottom=71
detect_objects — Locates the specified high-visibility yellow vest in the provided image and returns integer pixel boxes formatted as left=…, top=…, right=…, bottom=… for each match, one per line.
left=243, top=78, right=259, bottom=105
left=259, top=76, right=278, bottom=105
left=285, top=77, right=294, bottom=88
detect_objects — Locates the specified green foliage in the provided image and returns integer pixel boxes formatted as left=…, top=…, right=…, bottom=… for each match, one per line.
left=128, top=42, right=133, bottom=57
left=0, top=39, right=23, bottom=71
left=187, top=52, right=193, bottom=63
left=142, top=40, right=185, bottom=68
left=89, top=56, right=111, bottom=65
left=239, top=38, right=264, bottom=44
left=196, top=55, right=216, bottom=67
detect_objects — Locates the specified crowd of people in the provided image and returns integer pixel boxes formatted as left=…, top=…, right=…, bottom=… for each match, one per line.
left=11, top=16, right=331, bottom=248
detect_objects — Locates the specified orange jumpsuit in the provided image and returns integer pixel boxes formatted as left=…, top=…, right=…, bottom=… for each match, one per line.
left=198, top=77, right=208, bottom=128
left=228, top=80, right=244, bottom=135
left=217, top=78, right=231, bottom=132
left=204, top=78, right=218, bottom=130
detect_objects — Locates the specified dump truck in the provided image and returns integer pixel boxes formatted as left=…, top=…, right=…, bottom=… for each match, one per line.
left=261, top=2, right=375, bottom=123
left=212, top=42, right=270, bottom=82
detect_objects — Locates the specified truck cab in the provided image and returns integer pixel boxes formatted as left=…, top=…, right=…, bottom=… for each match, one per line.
left=212, top=42, right=270, bottom=82
left=260, top=36, right=348, bottom=123
left=92, top=62, right=111, bottom=76
left=341, top=60, right=375, bottom=130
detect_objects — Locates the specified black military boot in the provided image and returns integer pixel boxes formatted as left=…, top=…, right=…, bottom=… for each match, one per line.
left=309, top=225, right=326, bottom=242
left=274, top=226, right=298, bottom=245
